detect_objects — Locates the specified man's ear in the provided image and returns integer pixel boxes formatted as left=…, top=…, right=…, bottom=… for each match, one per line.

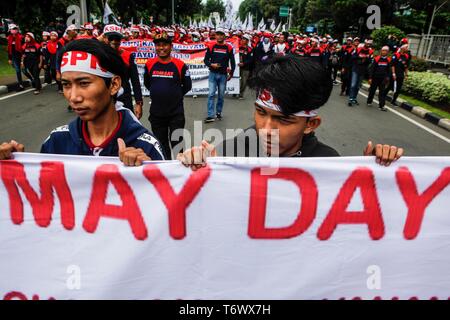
left=303, top=116, right=321, bottom=134
left=109, top=75, right=122, bottom=96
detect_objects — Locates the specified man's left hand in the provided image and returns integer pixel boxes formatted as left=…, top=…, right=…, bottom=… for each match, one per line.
left=364, top=141, right=404, bottom=166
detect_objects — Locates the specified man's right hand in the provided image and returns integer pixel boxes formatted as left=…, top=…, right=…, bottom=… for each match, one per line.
left=177, top=140, right=217, bottom=171
left=211, top=63, right=221, bottom=69
left=8, top=60, right=12, bottom=66
left=0, top=140, right=25, bottom=160
left=134, top=103, right=143, bottom=120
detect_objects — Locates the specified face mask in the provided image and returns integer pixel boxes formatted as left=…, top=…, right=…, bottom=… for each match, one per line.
left=263, top=38, right=269, bottom=44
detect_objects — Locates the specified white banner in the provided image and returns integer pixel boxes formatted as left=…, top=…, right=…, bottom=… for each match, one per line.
left=120, top=40, right=240, bottom=96
left=0, top=154, right=449, bottom=300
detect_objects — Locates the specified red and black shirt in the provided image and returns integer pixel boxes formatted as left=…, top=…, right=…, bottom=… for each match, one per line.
left=204, top=41, right=236, bottom=75
left=144, top=57, right=192, bottom=117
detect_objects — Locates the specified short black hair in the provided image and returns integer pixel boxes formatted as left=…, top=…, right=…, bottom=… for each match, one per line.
left=60, top=39, right=126, bottom=80
left=248, top=55, right=333, bottom=115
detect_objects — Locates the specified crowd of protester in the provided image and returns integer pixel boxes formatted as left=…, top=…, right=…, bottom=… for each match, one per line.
left=2, top=21, right=406, bottom=165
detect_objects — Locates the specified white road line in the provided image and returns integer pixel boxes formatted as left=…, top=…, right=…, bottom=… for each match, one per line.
left=357, top=91, right=450, bottom=144
left=0, top=83, right=51, bottom=101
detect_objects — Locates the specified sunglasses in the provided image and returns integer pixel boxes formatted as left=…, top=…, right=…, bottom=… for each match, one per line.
left=154, top=33, right=169, bottom=40
left=107, top=35, right=122, bottom=42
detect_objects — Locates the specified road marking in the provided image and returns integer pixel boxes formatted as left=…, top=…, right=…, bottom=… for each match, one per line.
left=357, top=91, right=450, bottom=144
left=0, top=83, right=51, bottom=101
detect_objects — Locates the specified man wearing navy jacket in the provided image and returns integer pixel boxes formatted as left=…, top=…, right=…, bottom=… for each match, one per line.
left=144, top=33, right=192, bottom=159
left=204, top=27, right=236, bottom=123
left=0, top=39, right=164, bottom=166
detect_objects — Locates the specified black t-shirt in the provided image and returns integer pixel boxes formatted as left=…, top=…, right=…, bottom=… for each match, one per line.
left=144, top=57, right=192, bottom=117
left=22, top=43, right=41, bottom=65
left=217, top=125, right=340, bottom=158
left=391, top=53, right=410, bottom=78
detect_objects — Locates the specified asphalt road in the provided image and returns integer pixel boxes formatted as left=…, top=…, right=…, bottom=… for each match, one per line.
left=0, top=82, right=449, bottom=156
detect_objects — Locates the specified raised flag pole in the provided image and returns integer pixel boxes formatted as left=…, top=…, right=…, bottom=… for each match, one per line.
left=172, top=0, right=175, bottom=25
left=80, top=0, right=88, bottom=24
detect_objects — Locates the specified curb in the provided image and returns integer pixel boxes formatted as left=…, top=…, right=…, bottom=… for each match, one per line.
left=0, top=76, right=46, bottom=94
left=361, top=83, right=450, bottom=132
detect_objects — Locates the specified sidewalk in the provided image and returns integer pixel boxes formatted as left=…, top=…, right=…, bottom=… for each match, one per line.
left=359, top=83, right=450, bottom=132
left=0, top=71, right=45, bottom=94
left=0, top=74, right=18, bottom=86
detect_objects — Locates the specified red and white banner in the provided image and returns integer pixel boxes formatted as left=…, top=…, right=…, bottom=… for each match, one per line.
left=0, top=154, right=449, bottom=300
left=120, top=40, right=240, bottom=96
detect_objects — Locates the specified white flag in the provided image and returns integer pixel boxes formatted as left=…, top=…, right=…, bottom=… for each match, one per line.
left=103, top=1, right=119, bottom=25
left=257, top=18, right=265, bottom=31
left=242, top=16, right=248, bottom=30
left=275, top=21, right=282, bottom=33
left=207, top=16, right=214, bottom=28
left=270, top=20, right=276, bottom=31
left=247, top=13, right=253, bottom=31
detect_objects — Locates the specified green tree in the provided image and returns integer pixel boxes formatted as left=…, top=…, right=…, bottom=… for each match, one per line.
left=238, top=0, right=263, bottom=23
left=371, top=25, right=406, bottom=49
left=204, top=0, right=225, bottom=18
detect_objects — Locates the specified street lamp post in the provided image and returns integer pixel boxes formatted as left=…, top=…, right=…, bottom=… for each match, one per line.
left=425, top=0, right=448, bottom=59
left=80, top=0, right=87, bottom=24
left=288, top=8, right=292, bottom=30
left=172, top=0, right=175, bottom=25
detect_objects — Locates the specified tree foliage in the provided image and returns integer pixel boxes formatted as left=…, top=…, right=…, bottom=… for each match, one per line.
left=204, top=0, right=226, bottom=18
left=237, top=0, right=450, bottom=36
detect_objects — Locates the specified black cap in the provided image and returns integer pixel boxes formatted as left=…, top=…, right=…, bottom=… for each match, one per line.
left=154, top=32, right=172, bottom=44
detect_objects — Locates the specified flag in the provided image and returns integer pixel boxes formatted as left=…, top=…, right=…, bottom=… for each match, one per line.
left=275, top=22, right=282, bottom=33
left=257, top=18, right=265, bottom=31
left=246, top=13, right=253, bottom=31
left=270, top=20, right=276, bottom=31
left=242, top=15, right=248, bottom=30
left=207, top=16, right=214, bottom=28
left=103, top=1, right=119, bottom=25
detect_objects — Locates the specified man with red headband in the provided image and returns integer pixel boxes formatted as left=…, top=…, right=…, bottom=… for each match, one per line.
left=40, top=31, right=52, bottom=84
left=144, top=32, right=192, bottom=159
left=7, top=24, right=27, bottom=91
left=21, top=32, right=42, bottom=95
left=45, top=31, right=64, bottom=93
left=177, top=56, right=404, bottom=169
left=103, top=24, right=143, bottom=117
left=0, top=39, right=164, bottom=166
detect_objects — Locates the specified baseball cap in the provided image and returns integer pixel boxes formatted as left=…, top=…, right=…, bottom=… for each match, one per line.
left=154, top=32, right=172, bottom=44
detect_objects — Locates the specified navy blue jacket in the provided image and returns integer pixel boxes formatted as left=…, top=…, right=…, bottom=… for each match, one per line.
left=40, top=108, right=165, bottom=160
